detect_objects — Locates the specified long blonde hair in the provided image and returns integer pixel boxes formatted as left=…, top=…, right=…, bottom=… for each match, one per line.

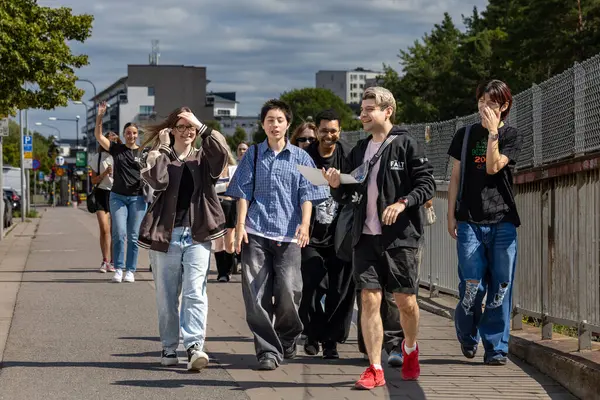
left=142, top=106, right=198, bottom=149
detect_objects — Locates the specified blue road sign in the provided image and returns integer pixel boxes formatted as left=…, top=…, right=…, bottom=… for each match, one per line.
left=38, top=171, right=45, bottom=180
left=32, top=159, right=41, bottom=170
left=24, top=144, right=32, bottom=152
left=23, top=136, right=32, bottom=145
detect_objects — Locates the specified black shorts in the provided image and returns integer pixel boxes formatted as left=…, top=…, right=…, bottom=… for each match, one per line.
left=95, top=188, right=111, bottom=213
left=219, top=198, right=237, bottom=229
left=353, top=234, right=419, bottom=294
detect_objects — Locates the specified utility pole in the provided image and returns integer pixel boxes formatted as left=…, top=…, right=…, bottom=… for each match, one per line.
left=19, top=111, right=25, bottom=221
left=25, top=110, right=30, bottom=215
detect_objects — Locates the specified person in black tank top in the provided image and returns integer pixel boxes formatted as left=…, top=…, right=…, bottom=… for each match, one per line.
left=94, top=102, right=148, bottom=284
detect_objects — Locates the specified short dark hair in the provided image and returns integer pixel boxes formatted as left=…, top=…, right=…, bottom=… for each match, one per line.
left=315, top=109, right=341, bottom=129
left=476, top=80, right=513, bottom=120
left=260, top=99, right=293, bottom=125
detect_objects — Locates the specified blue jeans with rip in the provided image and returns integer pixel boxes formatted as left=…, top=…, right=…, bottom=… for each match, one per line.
left=150, top=227, right=212, bottom=351
left=454, top=222, right=518, bottom=362
left=109, top=192, right=147, bottom=271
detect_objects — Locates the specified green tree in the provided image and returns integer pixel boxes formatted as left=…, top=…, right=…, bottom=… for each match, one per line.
left=279, top=88, right=361, bottom=132
left=204, top=120, right=222, bottom=132
left=226, top=126, right=248, bottom=153
left=2, top=120, right=54, bottom=175
left=0, top=1, right=94, bottom=116
left=252, top=125, right=267, bottom=144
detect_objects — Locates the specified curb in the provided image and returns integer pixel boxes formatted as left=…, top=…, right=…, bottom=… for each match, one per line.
left=417, top=296, right=598, bottom=400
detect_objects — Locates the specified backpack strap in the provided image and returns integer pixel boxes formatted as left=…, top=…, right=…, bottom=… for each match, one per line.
left=456, top=124, right=472, bottom=211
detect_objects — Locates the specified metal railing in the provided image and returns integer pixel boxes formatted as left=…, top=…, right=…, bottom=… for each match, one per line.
left=342, top=53, right=600, bottom=350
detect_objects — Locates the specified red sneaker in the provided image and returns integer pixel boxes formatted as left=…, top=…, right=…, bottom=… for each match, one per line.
left=354, top=365, right=386, bottom=390
left=401, top=340, right=420, bottom=380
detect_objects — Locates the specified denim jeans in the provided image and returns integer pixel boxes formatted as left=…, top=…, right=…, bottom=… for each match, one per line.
left=241, top=234, right=303, bottom=365
left=454, top=222, right=518, bottom=361
left=109, top=192, right=147, bottom=271
left=150, top=227, right=212, bottom=351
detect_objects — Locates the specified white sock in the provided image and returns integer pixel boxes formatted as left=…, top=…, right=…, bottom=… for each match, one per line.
left=404, top=342, right=417, bottom=355
left=372, top=364, right=382, bottom=370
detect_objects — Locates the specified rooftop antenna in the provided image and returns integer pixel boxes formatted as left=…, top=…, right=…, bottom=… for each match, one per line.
left=149, top=40, right=160, bottom=65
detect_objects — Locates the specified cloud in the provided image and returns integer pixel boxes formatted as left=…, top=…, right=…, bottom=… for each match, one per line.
left=25, top=0, right=487, bottom=139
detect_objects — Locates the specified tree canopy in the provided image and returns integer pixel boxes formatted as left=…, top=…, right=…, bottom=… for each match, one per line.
left=382, top=1, right=600, bottom=123
left=0, top=0, right=94, bottom=116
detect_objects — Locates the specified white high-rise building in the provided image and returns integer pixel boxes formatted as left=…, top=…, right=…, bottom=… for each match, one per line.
left=315, top=68, right=381, bottom=104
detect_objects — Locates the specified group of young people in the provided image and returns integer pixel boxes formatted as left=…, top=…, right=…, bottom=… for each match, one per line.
left=92, top=79, right=521, bottom=391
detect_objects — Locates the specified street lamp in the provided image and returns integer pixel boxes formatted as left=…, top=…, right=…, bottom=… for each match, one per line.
left=34, top=122, right=61, bottom=141
left=72, top=101, right=89, bottom=148
left=49, top=116, right=80, bottom=148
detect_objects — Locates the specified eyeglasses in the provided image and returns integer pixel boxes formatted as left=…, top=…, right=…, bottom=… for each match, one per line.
left=174, top=125, right=196, bottom=133
left=296, top=137, right=316, bottom=143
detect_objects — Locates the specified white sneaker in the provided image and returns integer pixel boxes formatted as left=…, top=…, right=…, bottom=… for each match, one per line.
left=112, top=269, right=123, bottom=283
left=99, top=261, right=108, bottom=273
left=123, top=270, right=135, bottom=283
left=187, top=344, right=209, bottom=371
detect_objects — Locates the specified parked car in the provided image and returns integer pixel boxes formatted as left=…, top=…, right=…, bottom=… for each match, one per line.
left=3, top=191, right=13, bottom=228
left=3, top=188, right=21, bottom=212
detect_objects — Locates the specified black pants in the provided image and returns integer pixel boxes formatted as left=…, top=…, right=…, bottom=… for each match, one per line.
left=299, top=245, right=355, bottom=344
left=215, top=250, right=235, bottom=279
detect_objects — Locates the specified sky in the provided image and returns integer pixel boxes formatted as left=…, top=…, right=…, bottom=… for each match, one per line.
left=25, top=0, right=488, bottom=140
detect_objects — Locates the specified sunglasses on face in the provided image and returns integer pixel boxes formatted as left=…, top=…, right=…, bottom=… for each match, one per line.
left=296, top=137, right=316, bottom=143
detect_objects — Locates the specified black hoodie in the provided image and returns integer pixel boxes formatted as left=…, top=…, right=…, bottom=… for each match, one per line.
left=331, top=126, right=436, bottom=250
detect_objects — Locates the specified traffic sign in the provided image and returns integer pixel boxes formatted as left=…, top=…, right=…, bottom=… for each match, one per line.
left=24, top=151, right=33, bottom=159
left=0, top=118, right=8, bottom=136
left=56, top=168, right=65, bottom=177
left=55, top=156, right=65, bottom=166
left=24, top=144, right=32, bottom=152
left=38, top=171, right=45, bottom=180
left=23, top=159, right=32, bottom=169
left=23, top=136, right=32, bottom=145
left=32, top=159, right=41, bottom=170
left=76, top=151, right=87, bottom=168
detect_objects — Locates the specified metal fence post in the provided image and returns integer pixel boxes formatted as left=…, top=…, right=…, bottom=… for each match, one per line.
left=573, top=62, right=586, bottom=156
left=532, top=84, right=543, bottom=167
left=576, top=172, right=592, bottom=350
left=541, top=180, right=554, bottom=340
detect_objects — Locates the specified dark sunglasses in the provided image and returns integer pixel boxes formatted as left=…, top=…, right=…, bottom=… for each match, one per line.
left=296, top=137, right=316, bottom=143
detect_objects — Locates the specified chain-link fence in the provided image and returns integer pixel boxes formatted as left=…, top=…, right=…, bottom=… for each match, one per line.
left=344, top=53, right=600, bottom=180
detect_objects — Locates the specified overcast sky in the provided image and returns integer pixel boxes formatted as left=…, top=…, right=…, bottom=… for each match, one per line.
left=25, top=0, right=487, bottom=140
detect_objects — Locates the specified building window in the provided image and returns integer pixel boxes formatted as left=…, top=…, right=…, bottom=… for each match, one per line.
left=139, top=105, right=154, bottom=115
left=148, top=87, right=155, bottom=96
left=217, top=109, right=231, bottom=116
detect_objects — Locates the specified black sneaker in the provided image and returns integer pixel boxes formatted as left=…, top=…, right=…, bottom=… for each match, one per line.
left=485, top=356, right=507, bottom=366
left=304, top=338, right=320, bottom=356
left=322, top=342, right=339, bottom=359
left=258, top=357, right=277, bottom=370
left=186, top=343, right=209, bottom=371
left=161, top=349, right=178, bottom=366
left=283, top=343, right=297, bottom=359
left=461, top=344, right=478, bottom=359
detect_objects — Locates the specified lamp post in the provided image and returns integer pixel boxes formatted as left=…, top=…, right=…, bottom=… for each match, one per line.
left=34, top=122, right=61, bottom=141
left=72, top=101, right=90, bottom=148
left=49, top=116, right=80, bottom=148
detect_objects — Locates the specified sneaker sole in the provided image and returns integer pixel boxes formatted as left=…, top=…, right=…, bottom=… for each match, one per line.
left=388, top=359, right=403, bottom=367
left=123, top=279, right=135, bottom=283
left=355, top=380, right=386, bottom=390
left=161, top=358, right=179, bottom=366
left=112, top=279, right=122, bottom=283
left=187, top=354, right=209, bottom=371
left=401, top=372, right=420, bottom=380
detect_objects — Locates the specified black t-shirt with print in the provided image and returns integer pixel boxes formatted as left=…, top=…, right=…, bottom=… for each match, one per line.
left=109, top=142, right=143, bottom=196
left=305, top=140, right=351, bottom=247
left=447, top=123, right=522, bottom=227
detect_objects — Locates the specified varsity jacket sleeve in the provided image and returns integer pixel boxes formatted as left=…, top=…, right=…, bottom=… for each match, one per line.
left=403, top=135, right=436, bottom=208
left=330, top=143, right=360, bottom=205
left=199, top=128, right=229, bottom=184
left=140, top=143, right=172, bottom=192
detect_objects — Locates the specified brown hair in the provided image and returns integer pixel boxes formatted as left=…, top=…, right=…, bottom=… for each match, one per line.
left=142, top=106, right=197, bottom=149
left=290, top=122, right=317, bottom=146
left=99, top=131, right=121, bottom=153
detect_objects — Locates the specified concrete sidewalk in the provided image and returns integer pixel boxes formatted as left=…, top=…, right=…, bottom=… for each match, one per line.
left=0, top=208, right=577, bottom=399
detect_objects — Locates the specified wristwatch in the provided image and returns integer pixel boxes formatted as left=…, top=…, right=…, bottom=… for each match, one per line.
left=489, top=132, right=499, bottom=140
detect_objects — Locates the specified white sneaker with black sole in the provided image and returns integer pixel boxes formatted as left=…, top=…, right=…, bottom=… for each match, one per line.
left=187, top=343, right=209, bottom=371
left=112, top=269, right=123, bottom=283
left=161, top=350, right=179, bottom=366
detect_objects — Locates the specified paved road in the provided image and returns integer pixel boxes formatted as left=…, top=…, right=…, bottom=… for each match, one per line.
left=0, top=208, right=578, bottom=399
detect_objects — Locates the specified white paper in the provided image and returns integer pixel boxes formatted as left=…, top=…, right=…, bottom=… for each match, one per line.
left=296, top=165, right=359, bottom=186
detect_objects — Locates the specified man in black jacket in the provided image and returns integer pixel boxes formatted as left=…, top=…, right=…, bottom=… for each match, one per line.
left=323, top=87, right=435, bottom=390
left=299, top=109, right=356, bottom=360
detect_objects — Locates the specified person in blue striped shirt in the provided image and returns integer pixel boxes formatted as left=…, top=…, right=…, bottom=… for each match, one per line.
left=225, top=99, right=329, bottom=371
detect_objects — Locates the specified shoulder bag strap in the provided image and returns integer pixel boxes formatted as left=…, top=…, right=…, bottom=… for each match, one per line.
left=367, top=134, right=398, bottom=173
left=456, top=124, right=472, bottom=209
